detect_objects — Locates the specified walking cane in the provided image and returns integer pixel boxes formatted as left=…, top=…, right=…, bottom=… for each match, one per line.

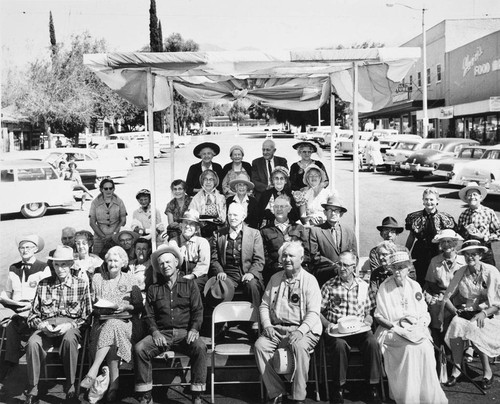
left=432, top=342, right=486, bottom=395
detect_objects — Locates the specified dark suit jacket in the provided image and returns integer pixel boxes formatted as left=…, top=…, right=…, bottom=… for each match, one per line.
left=251, top=156, right=288, bottom=198
left=210, top=224, right=264, bottom=282
left=258, top=187, right=300, bottom=227
left=185, top=162, right=223, bottom=196
left=309, top=222, right=357, bottom=272
left=226, top=195, right=259, bottom=229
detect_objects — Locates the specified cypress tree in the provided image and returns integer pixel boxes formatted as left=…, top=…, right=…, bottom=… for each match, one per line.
left=49, top=11, right=57, bottom=56
left=158, top=20, right=163, bottom=52
left=149, top=0, right=160, bottom=52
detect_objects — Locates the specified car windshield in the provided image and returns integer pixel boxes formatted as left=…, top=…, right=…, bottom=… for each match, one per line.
left=484, top=150, right=500, bottom=160
left=459, top=148, right=485, bottom=159
left=422, top=143, right=443, bottom=151
left=395, top=142, right=418, bottom=150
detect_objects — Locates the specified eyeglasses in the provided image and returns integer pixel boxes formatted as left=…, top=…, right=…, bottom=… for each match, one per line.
left=338, top=262, right=356, bottom=269
left=325, top=208, right=342, bottom=214
left=301, top=150, right=313, bottom=154
left=19, top=246, right=36, bottom=251
left=203, top=178, right=216, bottom=182
left=103, top=187, right=114, bottom=191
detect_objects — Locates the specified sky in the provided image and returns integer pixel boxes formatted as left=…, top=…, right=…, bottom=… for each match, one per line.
left=1, top=0, right=500, bottom=72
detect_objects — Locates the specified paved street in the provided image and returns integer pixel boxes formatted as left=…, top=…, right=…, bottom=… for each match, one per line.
left=1, top=132, right=500, bottom=403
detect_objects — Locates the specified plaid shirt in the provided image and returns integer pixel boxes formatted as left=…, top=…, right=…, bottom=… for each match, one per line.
left=457, top=205, right=500, bottom=240
left=27, top=274, right=92, bottom=330
left=320, top=276, right=375, bottom=324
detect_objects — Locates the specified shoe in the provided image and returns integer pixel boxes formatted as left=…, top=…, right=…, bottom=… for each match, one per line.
left=330, top=387, right=344, bottom=404
left=107, top=389, right=118, bottom=402
left=80, top=374, right=95, bottom=389
left=137, top=391, right=153, bottom=404
left=65, top=384, right=77, bottom=401
left=24, top=394, right=39, bottom=404
left=444, top=374, right=462, bottom=387
left=369, top=385, right=381, bottom=403
left=481, top=375, right=494, bottom=390
left=268, top=394, right=283, bottom=404
left=192, top=393, right=202, bottom=404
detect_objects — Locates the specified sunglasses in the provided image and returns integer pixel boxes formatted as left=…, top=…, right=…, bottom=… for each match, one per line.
left=102, top=187, right=114, bottom=191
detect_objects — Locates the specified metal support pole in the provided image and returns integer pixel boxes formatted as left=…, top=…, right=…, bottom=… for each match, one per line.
left=352, top=62, right=360, bottom=254
left=329, top=76, right=336, bottom=192
left=146, top=69, right=157, bottom=250
left=421, top=7, right=429, bottom=138
left=169, top=79, right=175, bottom=188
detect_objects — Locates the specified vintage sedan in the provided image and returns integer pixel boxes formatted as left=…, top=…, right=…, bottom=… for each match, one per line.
left=383, top=136, right=424, bottom=170
left=337, top=131, right=372, bottom=157
left=0, top=160, right=74, bottom=218
left=44, top=147, right=132, bottom=180
left=452, top=147, right=500, bottom=194
left=400, top=138, right=479, bottom=179
left=432, top=145, right=489, bottom=180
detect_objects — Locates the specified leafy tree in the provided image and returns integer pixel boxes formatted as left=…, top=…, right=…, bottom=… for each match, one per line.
left=248, top=103, right=274, bottom=123
left=228, top=101, right=248, bottom=129
left=164, top=32, right=199, bottom=52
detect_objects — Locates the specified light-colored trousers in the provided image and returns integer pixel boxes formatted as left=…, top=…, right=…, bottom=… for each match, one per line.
left=254, top=328, right=319, bottom=401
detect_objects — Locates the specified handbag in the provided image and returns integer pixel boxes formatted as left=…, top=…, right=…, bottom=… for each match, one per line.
left=457, top=310, right=480, bottom=321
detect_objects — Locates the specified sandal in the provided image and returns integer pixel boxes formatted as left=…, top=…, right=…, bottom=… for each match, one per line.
left=79, top=374, right=96, bottom=389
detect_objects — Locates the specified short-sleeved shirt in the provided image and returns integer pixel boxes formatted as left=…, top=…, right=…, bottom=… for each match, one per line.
left=457, top=205, right=500, bottom=241
left=425, top=253, right=466, bottom=295
left=89, top=194, right=127, bottom=233
left=165, top=196, right=192, bottom=223
left=6, top=260, right=51, bottom=302
left=133, top=206, right=162, bottom=231
left=320, top=276, right=374, bottom=324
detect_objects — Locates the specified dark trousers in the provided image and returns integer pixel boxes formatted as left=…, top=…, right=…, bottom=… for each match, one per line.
left=25, top=328, right=81, bottom=395
left=134, top=328, right=207, bottom=393
left=325, top=331, right=382, bottom=387
left=228, top=276, right=264, bottom=308
left=5, top=315, right=32, bottom=364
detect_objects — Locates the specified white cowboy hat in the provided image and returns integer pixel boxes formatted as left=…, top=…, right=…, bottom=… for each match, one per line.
left=458, top=182, right=487, bottom=203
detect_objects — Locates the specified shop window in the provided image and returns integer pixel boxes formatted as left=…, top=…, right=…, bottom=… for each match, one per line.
left=417, top=72, right=421, bottom=87
left=436, top=64, right=442, bottom=82
left=426, top=68, right=431, bottom=86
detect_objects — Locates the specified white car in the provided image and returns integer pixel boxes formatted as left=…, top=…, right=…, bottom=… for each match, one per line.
left=322, top=129, right=353, bottom=150
left=44, top=147, right=132, bottom=180
left=383, top=136, right=424, bottom=169
left=337, top=131, right=372, bottom=157
left=0, top=160, right=74, bottom=218
left=433, top=146, right=489, bottom=181
left=93, top=139, right=160, bottom=166
left=451, top=147, right=500, bottom=194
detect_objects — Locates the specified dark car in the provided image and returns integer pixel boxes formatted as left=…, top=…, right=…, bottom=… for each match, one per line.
left=400, top=138, right=479, bottom=179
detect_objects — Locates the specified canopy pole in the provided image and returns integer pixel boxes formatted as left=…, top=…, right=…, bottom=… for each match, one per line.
left=168, top=79, right=175, bottom=190
left=147, top=69, right=157, bottom=251
left=352, top=62, right=360, bottom=254
left=329, top=75, right=336, bottom=193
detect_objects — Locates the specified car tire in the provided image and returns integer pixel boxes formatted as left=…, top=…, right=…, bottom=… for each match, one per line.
left=413, top=172, right=426, bottom=180
left=134, top=156, right=144, bottom=166
left=21, top=203, right=47, bottom=218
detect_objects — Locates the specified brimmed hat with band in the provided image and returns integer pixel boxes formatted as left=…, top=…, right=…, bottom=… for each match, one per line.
left=432, top=229, right=463, bottom=243
left=271, top=166, right=289, bottom=179
left=180, top=209, right=201, bottom=225
left=229, top=174, right=255, bottom=192
left=47, top=245, right=75, bottom=262
left=457, top=239, right=489, bottom=254
left=203, top=277, right=235, bottom=305
left=112, top=228, right=140, bottom=245
left=458, top=182, right=488, bottom=203
left=292, top=141, right=317, bottom=153
left=193, top=142, right=220, bottom=158
left=321, top=194, right=347, bottom=213
left=376, top=217, right=403, bottom=233
left=136, top=189, right=151, bottom=200
left=303, top=164, right=327, bottom=185
left=151, top=244, right=184, bottom=283
left=16, top=234, right=45, bottom=253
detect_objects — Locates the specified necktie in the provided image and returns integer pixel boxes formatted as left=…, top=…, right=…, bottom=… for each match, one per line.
left=267, top=160, right=273, bottom=184
left=331, top=226, right=338, bottom=248
left=22, top=263, right=31, bottom=282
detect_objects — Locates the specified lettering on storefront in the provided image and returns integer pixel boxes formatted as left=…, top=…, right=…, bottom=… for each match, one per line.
left=392, top=83, right=410, bottom=102
left=462, top=46, right=484, bottom=77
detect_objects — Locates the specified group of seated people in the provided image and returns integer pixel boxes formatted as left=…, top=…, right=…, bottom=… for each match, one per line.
left=1, top=142, right=500, bottom=404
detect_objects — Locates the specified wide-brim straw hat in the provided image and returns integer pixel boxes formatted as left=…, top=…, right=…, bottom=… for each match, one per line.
left=386, top=251, right=414, bottom=267
left=432, top=229, right=464, bottom=243
left=293, top=141, right=317, bottom=153
left=16, top=234, right=45, bottom=253
left=193, top=142, right=220, bottom=158
left=321, top=194, right=347, bottom=213
left=303, top=164, right=327, bottom=185
left=151, top=244, right=184, bottom=280
left=180, top=209, right=201, bottom=225
left=229, top=174, right=255, bottom=192
left=458, top=182, right=488, bottom=203
left=48, top=245, right=75, bottom=262
left=271, top=166, right=289, bottom=179
left=376, top=216, right=403, bottom=233
left=112, top=228, right=140, bottom=245
left=457, top=239, right=489, bottom=254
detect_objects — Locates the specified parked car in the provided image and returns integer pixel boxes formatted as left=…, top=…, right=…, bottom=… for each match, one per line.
left=377, top=134, right=421, bottom=155
left=451, top=147, right=500, bottom=194
left=0, top=160, right=74, bottom=218
left=400, top=138, right=479, bottom=179
left=92, top=139, right=156, bottom=166
left=337, top=131, right=372, bottom=158
left=383, top=136, right=425, bottom=170
left=44, top=147, right=132, bottom=180
left=322, top=129, right=353, bottom=150
left=432, top=145, right=489, bottom=181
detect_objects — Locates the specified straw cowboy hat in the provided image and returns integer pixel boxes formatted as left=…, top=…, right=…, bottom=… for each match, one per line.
left=327, top=315, right=371, bottom=338
left=151, top=244, right=184, bottom=272
left=376, top=217, right=403, bottom=233
left=272, top=346, right=296, bottom=381
left=432, top=229, right=463, bottom=243
left=386, top=251, right=415, bottom=267
left=112, top=227, right=140, bottom=245
left=321, top=194, right=347, bottom=213
left=180, top=209, right=201, bottom=225
left=457, top=239, right=489, bottom=254
left=458, top=182, right=488, bottom=203
left=203, top=277, right=235, bottom=305
left=228, top=174, right=255, bottom=192
left=16, top=234, right=45, bottom=253
left=47, top=245, right=75, bottom=262
left=292, top=141, right=317, bottom=153
left=193, top=142, right=220, bottom=158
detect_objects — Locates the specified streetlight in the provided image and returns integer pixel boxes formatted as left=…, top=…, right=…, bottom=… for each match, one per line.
left=386, top=1, right=428, bottom=138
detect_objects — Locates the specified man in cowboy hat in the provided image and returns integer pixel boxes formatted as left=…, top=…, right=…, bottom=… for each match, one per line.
left=132, top=189, right=162, bottom=238
left=0, top=235, right=51, bottom=383
left=457, top=182, right=500, bottom=265
left=309, top=195, right=357, bottom=286
left=185, top=142, right=223, bottom=196
left=113, top=227, right=140, bottom=262
left=252, top=139, right=288, bottom=201
left=255, top=241, right=322, bottom=404
left=261, top=195, right=308, bottom=285
left=209, top=203, right=265, bottom=309
left=134, top=244, right=206, bottom=404
left=172, top=209, right=210, bottom=294
left=25, top=245, right=92, bottom=403
left=320, top=250, right=381, bottom=404
left=368, top=217, right=407, bottom=272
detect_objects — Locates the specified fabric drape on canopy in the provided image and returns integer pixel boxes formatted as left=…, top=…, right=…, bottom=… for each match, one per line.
left=83, top=48, right=420, bottom=112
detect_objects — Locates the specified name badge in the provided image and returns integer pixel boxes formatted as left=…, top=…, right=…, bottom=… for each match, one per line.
left=29, top=281, right=37, bottom=288
left=415, top=292, right=422, bottom=301
left=333, top=296, right=342, bottom=306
